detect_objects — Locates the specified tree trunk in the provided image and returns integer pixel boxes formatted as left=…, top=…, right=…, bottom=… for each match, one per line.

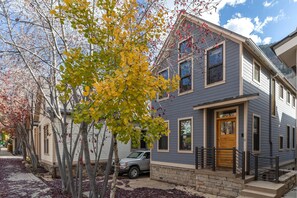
left=101, top=135, right=114, bottom=198
left=110, top=134, right=119, bottom=198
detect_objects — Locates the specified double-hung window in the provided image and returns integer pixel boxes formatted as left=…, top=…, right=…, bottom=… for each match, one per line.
left=179, top=59, right=192, bottom=93
left=178, top=118, right=193, bottom=152
left=179, top=37, right=192, bottom=59
left=271, top=79, right=276, bottom=116
left=293, top=127, right=295, bottom=149
left=279, top=85, right=284, bottom=99
left=287, top=126, right=290, bottom=149
left=253, top=115, right=260, bottom=152
left=279, top=136, right=284, bottom=150
left=206, top=44, right=224, bottom=85
left=253, top=61, right=261, bottom=83
left=44, top=125, right=49, bottom=154
left=158, top=68, right=169, bottom=100
left=287, top=91, right=291, bottom=104
left=158, top=121, right=169, bottom=151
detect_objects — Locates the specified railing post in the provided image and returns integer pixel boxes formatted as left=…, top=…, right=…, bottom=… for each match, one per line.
left=201, top=146, right=204, bottom=169
left=232, top=147, right=236, bottom=174
left=275, top=156, right=279, bottom=183
left=195, top=147, right=198, bottom=169
left=242, top=151, right=246, bottom=180
left=212, top=147, right=216, bottom=171
left=247, top=151, right=250, bottom=175
left=255, top=155, right=258, bottom=180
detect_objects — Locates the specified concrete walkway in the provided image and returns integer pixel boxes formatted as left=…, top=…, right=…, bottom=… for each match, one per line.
left=0, top=147, right=51, bottom=198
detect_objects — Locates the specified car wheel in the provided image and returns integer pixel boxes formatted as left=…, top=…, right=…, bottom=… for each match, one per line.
left=128, top=166, right=140, bottom=179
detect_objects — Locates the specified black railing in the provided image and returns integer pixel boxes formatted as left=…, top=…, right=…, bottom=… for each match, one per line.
left=195, top=147, right=246, bottom=179
left=195, top=147, right=280, bottom=183
left=249, top=153, right=279, bottom=183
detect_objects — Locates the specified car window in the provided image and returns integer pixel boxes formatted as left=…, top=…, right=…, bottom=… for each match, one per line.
left=144, top=152, right=150, bottom=159
left=127, top=152, right=142, bottom=158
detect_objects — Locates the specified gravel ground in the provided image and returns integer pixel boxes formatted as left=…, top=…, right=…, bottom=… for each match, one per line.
left=0, top=157, right=204, bottom=198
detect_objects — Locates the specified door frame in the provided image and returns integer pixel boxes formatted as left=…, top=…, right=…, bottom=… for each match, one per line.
left=214, top=106, right=239, bottom=150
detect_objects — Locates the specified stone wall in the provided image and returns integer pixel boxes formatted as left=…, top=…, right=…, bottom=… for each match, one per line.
left=150, top=164, right=244, bottom=198
left=279, top=170, right=297, bottom=196
left=150, top=164, right=196, bottom=187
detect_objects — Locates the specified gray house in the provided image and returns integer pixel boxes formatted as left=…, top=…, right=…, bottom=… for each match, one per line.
left=151, top=12, right=297, bottom=197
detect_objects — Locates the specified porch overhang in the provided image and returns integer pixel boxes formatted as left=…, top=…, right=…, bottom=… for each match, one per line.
left=193, top=93, right=259, bottom=110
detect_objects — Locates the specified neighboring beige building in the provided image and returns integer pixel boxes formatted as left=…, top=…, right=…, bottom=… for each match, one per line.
left=31, top=91, right=131, bottom=176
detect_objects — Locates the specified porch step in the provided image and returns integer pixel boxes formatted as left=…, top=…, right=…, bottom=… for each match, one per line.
left=240, top=189, right=276, bottom=198
left=244, top=181, right=284, bottom=195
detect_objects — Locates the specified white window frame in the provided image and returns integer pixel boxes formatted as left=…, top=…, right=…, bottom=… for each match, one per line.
left=279, top=85, right=284, bottom=100
left=157, top=67, right=170, bottom=101
left=292, top=96, right=296, bottom=108
left=252, top=59, right=261, bottom=85
left=287, top=91, right=291, bottom=105
left=252, top=114, right=261, bottom=153
left=287, top=125, right=291, bottom=149
left=178, top=36, right=193, bottom=61
left=279, top=135, right=284, bottom=151
left=177, top=117, right=193, bottom=153
left=204, top=41, right=226, bottom=88
left=178, top=57, right=194, bottom=96
left=157, top=120, right=170, bottom=152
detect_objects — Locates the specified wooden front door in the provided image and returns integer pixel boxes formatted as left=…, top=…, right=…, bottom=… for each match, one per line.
left=216, top=118, right=236, bottom=168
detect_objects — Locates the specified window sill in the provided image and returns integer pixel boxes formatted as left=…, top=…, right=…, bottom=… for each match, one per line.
left=205, top=80, right=225, bottom=89
left=178, top=53, right=193, bottom=62
left=252, top=151, right=260, bottom=155
left=279, top=149, right=284, bottom=152
left=157, top=149, right=169, bottom=153
left=158, top=96, right=169, bottom=102
left=252, top=79, right=261, bottom=86
left=177, top=150, right=193, bottom=154
left=271, top=115, right=277, bottom=118
left=178, top=89, right=193, bottom=96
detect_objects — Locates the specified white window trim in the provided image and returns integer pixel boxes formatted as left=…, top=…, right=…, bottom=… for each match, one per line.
left=204, top=41, right=226, bottom=88
left=279, top=135, right=284, bottom=151
left=279, top=85, right=284, bottom=100
left=157, top=120, right=170, bottom=152
left=214, top=106, right=239, bottom=150
left=286, top=91, right=291, bottom=105
left=286, top=125, right=291, bottom=150
left=292, top=96, right=296, bottom=109
left=177, top=117, right=193, bottom=153
left=157, top=67, right=170, bottom=101
left=178, top=57, right=194, bottom=96
left=252, top=59, right=261, bottom=85
left=292, top=126, right=295, bottom=150
left=252, top=114, right=261, bottom=154
left=178, top=36, right=193, bottom=61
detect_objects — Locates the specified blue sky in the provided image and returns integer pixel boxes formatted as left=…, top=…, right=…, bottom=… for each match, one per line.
left=165, top=0, right=297, bottom=45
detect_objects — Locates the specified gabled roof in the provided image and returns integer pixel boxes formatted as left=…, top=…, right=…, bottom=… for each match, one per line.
left=154, top=12, right=297, bottom=93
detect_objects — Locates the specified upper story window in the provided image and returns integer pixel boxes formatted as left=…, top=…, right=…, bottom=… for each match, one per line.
left=206, top=44, right=224, bottom=85
left=279, top=136, right=284, bottom=150
left=44, top=124, right=49, bottom=154
left=287, top=91, right=291, bottom=104
left=287, top=126, right=290, bottom=149
left=179, top=59, right=192, bottom=94
left=293, top=96, right=296, bottom=108
left=158, top=68, right=169, bottom=100
left=279, top=85, right=284, bottom=99
left=253, top=61, right=261, bottom=83
left=179, top=37, right=192, bottom=59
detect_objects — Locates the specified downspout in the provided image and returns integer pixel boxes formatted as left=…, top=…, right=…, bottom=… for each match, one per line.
left=269, top=77, right=272, bottom=158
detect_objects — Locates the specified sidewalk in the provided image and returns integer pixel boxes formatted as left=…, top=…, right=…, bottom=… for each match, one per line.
left=0, top=148, right=51, bottom=198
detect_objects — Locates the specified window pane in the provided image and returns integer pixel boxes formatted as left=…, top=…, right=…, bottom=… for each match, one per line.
left=158, top=135, right=168, bottom=150
left=180, top=60, right=191, bottom=78
left=207, top=45, right=223, bottom=85
left=287, top=126, right=290, bottom=149
left=180, top=77, right=191, bottom=92
left=253, top=116, right=260, bottom=151
left=293, top=128, right=295, bottom=149
left=159, top=69, right=169, bottom=99
left=179, top=119, right=192, bottom=151
left=254, top=63, right=260, bottom=82
left=280, top=136, right=283, bottom=150
left=293, top=96, right=296, bottom=107
left=279, top=86, right=283, bottom=99
left=179, top=38, right=192, bottom=58
left=287, top=91, right=291, bottom=103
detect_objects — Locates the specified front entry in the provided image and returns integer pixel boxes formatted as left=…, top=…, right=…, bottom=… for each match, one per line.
left=216, top=109, right=237, bottom=168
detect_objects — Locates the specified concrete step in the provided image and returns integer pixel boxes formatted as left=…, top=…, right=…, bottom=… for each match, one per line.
left=244, top=181, right=284, bottom=195
left=240, top=189, right=276, bottom=198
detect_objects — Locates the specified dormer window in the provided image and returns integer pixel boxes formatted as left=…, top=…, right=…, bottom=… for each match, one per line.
left=179, top=37, right=192, bottom=59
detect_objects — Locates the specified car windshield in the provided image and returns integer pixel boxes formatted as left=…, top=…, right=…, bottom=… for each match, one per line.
left=127, top=152, right=143, bottom=159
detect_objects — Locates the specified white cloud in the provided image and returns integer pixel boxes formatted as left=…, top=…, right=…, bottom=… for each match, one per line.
left=263, top=0, right=278, bottom=7
left=263, top=37, right=272, bottom=44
